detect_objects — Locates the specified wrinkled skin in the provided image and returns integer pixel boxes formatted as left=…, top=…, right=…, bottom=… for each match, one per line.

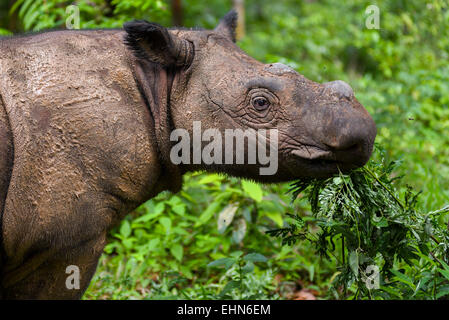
left=0, top=11, right=376, bottom=299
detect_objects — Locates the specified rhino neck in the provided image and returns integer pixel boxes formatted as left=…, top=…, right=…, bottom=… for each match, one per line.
left=132, top=58, right=183, bottom=193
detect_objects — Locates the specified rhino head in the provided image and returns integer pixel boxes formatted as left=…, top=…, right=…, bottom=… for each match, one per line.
left=124, top=11, right=376, bottom=186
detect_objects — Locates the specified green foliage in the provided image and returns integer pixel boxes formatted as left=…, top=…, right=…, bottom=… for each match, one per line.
left=8, top=0, right=170, bottom=31
left=207, top=251, right=272, bottom=299
left=83, top=172, right=299, bottom=299
left=270, top=146, right=449, bottom=299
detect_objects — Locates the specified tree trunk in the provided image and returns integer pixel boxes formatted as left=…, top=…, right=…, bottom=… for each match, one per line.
left=171, top=0, right=183, bottom=27
left=8, top=0, right=19, bottom=32
left=233, top=0, right=245, bottom=40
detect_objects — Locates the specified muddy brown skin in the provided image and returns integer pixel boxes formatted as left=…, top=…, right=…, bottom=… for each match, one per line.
left=0, top=11, right=376, bottom=299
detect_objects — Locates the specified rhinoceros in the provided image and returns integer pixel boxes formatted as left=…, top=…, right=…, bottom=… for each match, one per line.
left=0, top=11, right=376, bottom=299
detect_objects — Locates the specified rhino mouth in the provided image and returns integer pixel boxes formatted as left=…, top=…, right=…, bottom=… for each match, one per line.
left=290, top=146, right=336, bottom=162
left=288, top=145, right=358, bottom=177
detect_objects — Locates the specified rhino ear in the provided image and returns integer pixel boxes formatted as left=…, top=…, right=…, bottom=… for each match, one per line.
left=214, top=10, right=238, bottom=42
left=124, top=20, right=194, bottom=68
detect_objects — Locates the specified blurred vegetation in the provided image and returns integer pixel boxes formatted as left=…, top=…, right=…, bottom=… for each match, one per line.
left=1, top=0, right=448, bottom=299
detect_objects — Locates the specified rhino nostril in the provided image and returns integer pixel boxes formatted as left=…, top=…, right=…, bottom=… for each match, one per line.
left=324, top=141, right=359, bottom=152
left=324, top=139, right=366, bottom=163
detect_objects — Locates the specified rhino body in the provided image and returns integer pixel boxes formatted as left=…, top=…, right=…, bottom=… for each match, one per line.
left=0, top=12, right=376, bottom=299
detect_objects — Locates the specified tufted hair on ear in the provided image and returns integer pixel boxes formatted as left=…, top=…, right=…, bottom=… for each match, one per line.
left=214, top=10, right=238, bottom=42
left=124, top=20, right=194, bottom=68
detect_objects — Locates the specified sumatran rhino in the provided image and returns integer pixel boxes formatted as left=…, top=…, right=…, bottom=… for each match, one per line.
left=0, top=11, right=376, bottom=299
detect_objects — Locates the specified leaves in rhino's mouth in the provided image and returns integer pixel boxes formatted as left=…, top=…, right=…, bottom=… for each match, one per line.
left=268, top=144, right=449, bottom=299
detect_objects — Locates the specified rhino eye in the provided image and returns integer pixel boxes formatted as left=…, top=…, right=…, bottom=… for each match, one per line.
left=252, top=97, right=270, bottom=111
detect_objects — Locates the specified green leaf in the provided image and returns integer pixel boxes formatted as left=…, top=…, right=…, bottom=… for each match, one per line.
left=195, top=200, right=222, bottom=227
left=230, top=251, right=244, bottom=259
left=264, top=211, right=284, bottom=227
left=349, top=251, right=359, bottom=277
left=333, top=177, right=343, bottom=185
left=146, top=238, right=160, bottom=251
left=242, top=180, right=263, bottom=202
left=439, top=259, right=449, bottom=272
left=24, top=9, right=40, bottom=31
left=413, top=275, right=432, bottom=297
left=0, top=28, right=12, bottom=36
left=436, top=285, right=449, bottom=299
left=172, top=204, right=186, bottom=216
left=120, top=220, right=131, bottom=238
left=243, top=253, right=268, bottom=263
left=9, top=0, right=26, bottom=14
left=379, top=285, right=403, bottom=299
left=437, top=268, right=449, bottom=282
left=159, top=217, right=172, bottom=234
left=170, top=244, right=183, bottom=262
left=390, top=269, right=416, bottom=290
left=173, top=227, right=189, bottom=236
left=18, top=0, right=35, bottom=19
left=198, top=174, right=222, bottom=184
left=308, top=265, right=315, bottom=282
left=153, top=202, right=166, bottom=214
left=372, top=215, right=389, bottom=228
left=134, top=202, right=165, bottom=224
left=167, top=196, right=182, bottom=206
left=219, top=280, right=241, bottom=297
left=241, top=262, right=255, bottom=274
left=122, top=238, right=134, bottom=249
left=207, top=258, right=236, bottom=269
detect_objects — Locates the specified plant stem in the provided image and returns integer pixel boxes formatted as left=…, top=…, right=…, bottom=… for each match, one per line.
left=430, top=235, right=440, bottom=245
left=239, top=260, right=243, bottom=299
left=363, top=167, right=406, bottom=209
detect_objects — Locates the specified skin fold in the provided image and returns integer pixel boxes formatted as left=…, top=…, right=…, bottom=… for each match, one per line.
left=0, top=11, right=375, bottom=299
